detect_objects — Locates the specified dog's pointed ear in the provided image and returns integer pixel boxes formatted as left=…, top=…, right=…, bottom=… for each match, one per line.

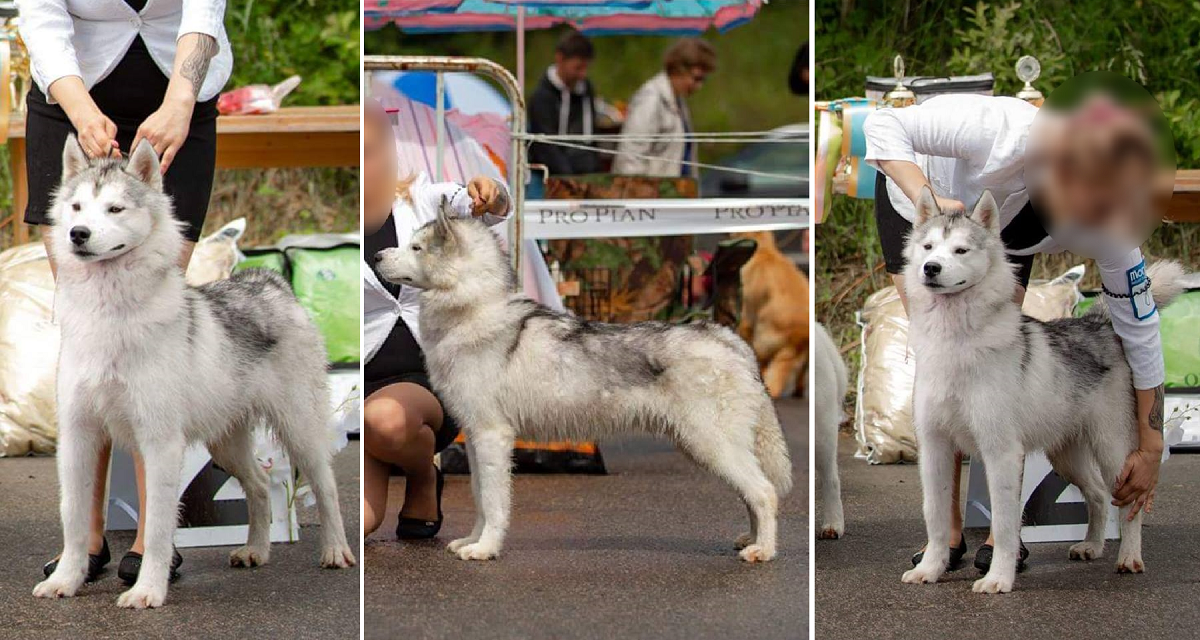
left=914, top=185, right=941, bottom=224
left=433, top=194, right=459, bottom=247
left=971, top=190, right=999, bottom=231
left=126, top=138, right=163, bottom=189
left=62, top=134, right=89, bottom=182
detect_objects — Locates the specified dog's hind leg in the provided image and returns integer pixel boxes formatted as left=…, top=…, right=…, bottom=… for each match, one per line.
left=1050, top=447, right=1108, bottom=561
left=678, top=427, right=780, bottom=562
left=972, top=445, right=1025, bottom=594
left=272, top=405, right=355, bottom=569
left=32, top=397, right=104, bottom=600
left=210, top=426, right=272, bottom=568
left=447, top=434, right=486, bottom=554
left=117, top=430, right=186, bottom=609
left=815, top=402, right=844, bottom=540
left=452, top=425, right=515, bottom=561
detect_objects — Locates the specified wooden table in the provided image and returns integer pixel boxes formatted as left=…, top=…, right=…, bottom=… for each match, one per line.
left=1168, top=170, right=1200, bottom=223
left=2, top=104, right=359, bottom=244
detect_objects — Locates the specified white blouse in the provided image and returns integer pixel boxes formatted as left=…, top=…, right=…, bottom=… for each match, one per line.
left=18, top=0, right=232, bottom=103
left=363, top=173, right=509, bottom=363
left=863, top=93, right=1165, bottom=390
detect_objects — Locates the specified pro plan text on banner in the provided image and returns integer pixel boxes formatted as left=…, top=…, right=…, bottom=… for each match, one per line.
left=523, top=198, right=811, bottom=239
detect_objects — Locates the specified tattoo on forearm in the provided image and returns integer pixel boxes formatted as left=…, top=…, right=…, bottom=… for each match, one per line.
left=1149, top=385, right=1164, bottom=433
left=180, top=36, right=218, bottom=98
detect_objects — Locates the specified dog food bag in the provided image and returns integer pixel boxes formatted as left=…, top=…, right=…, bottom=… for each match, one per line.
left=0, top=244, right=58, bottom=456
left=285, top=241, right=361, bottom=365
left=854, top=266, right=1084, bottom=464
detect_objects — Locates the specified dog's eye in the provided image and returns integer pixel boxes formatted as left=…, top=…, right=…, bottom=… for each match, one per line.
left=922, top=243, right=932, bottom=251
left=411, top=244, right=422, bottom=252
left=108, top=206, right=125, bottom=214
left=954, top=247, right=969, bottom=255
left=71, top=203, right=81, bottom=212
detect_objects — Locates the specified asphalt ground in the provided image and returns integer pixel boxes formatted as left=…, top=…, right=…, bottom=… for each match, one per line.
left=0, top=444, right=361, bottom=640
left=815, top=433, right=1200, bottom=640
left=364, top=398, right=810, bottom=640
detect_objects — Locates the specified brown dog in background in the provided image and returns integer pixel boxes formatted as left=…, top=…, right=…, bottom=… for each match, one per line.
left=734, top=231, right=810, bottom=397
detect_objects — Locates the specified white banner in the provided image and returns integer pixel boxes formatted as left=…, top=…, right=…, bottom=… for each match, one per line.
left=522, top=198, right=810, bottom=239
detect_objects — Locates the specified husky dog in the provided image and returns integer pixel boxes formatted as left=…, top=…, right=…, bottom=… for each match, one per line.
left=901, top=186, right=1182, bottom=594
left=813, top=321, right=847, bottom=539
left=374, top=201, right=792, bottom=562
left=33, top=137, right=355, bottom=609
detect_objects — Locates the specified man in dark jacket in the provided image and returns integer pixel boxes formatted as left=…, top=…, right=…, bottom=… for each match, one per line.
left=528, top=30, right=601, bottom=176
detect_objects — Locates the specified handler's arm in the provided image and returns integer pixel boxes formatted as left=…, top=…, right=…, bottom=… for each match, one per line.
left=132, top=32, right=219, bottom=174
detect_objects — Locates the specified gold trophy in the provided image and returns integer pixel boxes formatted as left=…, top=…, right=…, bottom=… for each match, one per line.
left=883, top=55, right=915, bottom=108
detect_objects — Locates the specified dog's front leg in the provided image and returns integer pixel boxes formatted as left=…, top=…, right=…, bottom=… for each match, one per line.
left=447, top=434, right=485, bottom=554
left=453, top=425, right=515, bottom=561
left=116, top=432, right=185, bottom=609
left=973, top=445, right=1024, bottom=594
left=33, top=397, right=103, bottom=599
left=902, top=427, right=956, bottom=585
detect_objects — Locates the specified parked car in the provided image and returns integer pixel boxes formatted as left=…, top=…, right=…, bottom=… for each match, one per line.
left=700, top=124, right=809, bottom=198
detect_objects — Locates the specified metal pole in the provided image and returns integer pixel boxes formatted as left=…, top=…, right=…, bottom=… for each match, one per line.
left=435, top=70, right=445, bottom=181
left=364, top=56, right=526, bottom=287
left=516, top=7, right=525, bottom=92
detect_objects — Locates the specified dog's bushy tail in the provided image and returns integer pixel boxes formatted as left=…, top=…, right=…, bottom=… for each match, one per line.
left=755, top=400, right=793, bottom=496
left=1086, top=260, right=1186, bottom=319
left=1148, top=260, right=1187, bottom=309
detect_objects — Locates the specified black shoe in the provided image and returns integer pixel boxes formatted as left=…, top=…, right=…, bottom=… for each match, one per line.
left=974, top=542, right=1030, bottom=574
left=397, top=467, right=444, bottom=540
left=911, top=534, right=968, bottom=571
left=118, top=548, right=183, bottom=585
left=43, top=537, right=111, bottom=583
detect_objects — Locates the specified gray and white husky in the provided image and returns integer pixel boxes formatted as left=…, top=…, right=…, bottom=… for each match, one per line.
left=901, top=186, right=1182, bottom=594
left=374, top=201, right=792, bottom=562
left=33, top=137, right=354, bottom=609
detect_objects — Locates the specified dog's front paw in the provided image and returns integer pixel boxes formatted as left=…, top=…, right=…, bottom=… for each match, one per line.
left=1116, top=554, right=1145, bottom=574
left=901, top=563, right=943, bottom=585
left=229, top=545, right=270, bottom=568
left=320, top=544, right=356, bottom=569
left=32, top=576, right=83, bottom=599
left=972, top=573, right=1014, bottom=594
left=734, top=532, right=754, bottom=550
left=1068, top=541, right=1104, bottom=561
left=455, top=542, right=499, bottom=561
left=817, top=522, right=844, bottom=540
left=738, top=544, right=776, bottom=563
left=447, top=537, right=478, bottom=553
left=116, top=584, right=167, bottom=609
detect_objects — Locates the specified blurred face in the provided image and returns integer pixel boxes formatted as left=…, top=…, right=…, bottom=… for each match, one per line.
left=670, top=66, right=709, bottom=98
left=1027, top=94, right=1162, bottom=245
left=555, top=54, right=590, bottom=87
left=363, top=103, right=398, bottom=235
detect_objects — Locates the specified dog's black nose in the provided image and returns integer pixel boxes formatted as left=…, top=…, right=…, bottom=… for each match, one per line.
left=69, top=226, right=91, bottom=246
left=373, top=251, right=384, bottom=264
left=923, top=262, right=942, bottom=278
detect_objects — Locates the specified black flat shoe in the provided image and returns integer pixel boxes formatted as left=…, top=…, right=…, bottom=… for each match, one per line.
left=911, top=534, right=968, bottom=571
left=397, top=467, right=444, bottom=540
left=118, top=548, right=183, bottom=585
left=43, top=537, right=111, bottom=583
left=974, top=542, right=1030, bottom=574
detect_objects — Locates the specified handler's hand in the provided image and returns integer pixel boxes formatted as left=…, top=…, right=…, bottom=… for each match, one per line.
left=74, top=109, right=120, bottom=159
left=935, top=195, right=965, bottom=213
left=1113, top=442, right=1162, bottom=520
left=133, top=99, right=193, bottom=175
left=467, top=177, right=508, bottom=217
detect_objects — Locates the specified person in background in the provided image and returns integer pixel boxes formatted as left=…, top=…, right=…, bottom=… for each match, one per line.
left=528, top=30, right=601, bottom=176
left=789, top=42, right=809, bottom=96
left=613, top=37, right=716, bottom=178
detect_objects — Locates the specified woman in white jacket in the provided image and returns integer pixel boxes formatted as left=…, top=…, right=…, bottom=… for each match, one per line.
left=864, top=85, right=1167, bottom=574
left=22, top=0, right=230, bottom=586
left=362, top=100, right=510, bottom=539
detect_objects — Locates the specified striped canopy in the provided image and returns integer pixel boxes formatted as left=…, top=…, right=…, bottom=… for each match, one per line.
left=364, top=0, right=765, bottom=35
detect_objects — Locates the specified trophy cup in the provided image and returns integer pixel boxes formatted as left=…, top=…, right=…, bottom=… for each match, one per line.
left=883, top=55, right=916, bottom=108
left=1015, top=55, right=1044, bottom=107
